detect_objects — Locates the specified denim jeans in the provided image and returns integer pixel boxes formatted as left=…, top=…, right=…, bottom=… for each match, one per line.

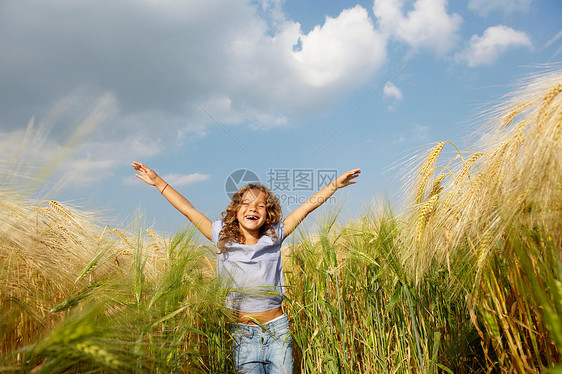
left=233, top=314, right=293, bottom=374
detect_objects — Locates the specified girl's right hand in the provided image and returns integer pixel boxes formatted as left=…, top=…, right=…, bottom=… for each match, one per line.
left=132, top=162, right=158, bottom=186
left=131, top=161, right=213, bottom=241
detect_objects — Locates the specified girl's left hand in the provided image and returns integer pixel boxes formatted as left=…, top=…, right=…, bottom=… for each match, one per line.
left=335, top=168, right=361, bottom=189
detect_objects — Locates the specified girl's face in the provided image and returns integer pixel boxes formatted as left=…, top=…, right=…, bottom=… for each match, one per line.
left=236, top=189, right=267, bottom=235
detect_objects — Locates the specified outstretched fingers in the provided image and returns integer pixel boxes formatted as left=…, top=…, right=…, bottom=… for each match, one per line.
left=131, top=161, right=148, bottom=172
left=131, top=162, right=157, bottom=186
left=338, top=168, right=361, bottom=188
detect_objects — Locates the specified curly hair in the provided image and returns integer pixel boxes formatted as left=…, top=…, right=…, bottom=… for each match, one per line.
left=217, top=184, right=282, bottom=253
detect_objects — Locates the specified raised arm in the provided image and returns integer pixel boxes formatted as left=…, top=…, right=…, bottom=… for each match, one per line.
left=131, top=162, right=212, bottom=241
left=283, top=168, right=360, bottom=237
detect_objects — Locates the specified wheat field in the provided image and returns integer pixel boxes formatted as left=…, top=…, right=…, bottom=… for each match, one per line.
left=1, top=69, right=561, bottom=373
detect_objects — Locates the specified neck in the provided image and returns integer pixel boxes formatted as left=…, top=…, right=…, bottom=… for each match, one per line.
left=243, top=230, right=260, bottom=245
left=239, top=226, right=260, bottom=245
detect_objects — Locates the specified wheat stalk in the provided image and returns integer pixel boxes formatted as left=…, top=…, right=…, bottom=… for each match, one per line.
left=146, top=229, right=164, bottom=252
left=48, top=201, right=74, bottom=220
left=502, top=101, right=532, bottom=128
left=428, top=173, right=447, bottom=198
left=415, top=194, right=439, bottom=243
left=146, top=229, right=159, bottom=242
left=74, top=342, right=122, bottom=368
left=414, top=142, right=445, bottom=204
left=418, top=142, right=445, bottom=178
left=455, top=152, right=485, bottom=186
left=110, top=228, right=134, bottom=249
left=537, top=83, right=562, bottom=129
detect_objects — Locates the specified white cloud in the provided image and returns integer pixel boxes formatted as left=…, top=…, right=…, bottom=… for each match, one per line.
left=289, top=6, right=387, bottom=87
left=0, top=94, right=128, bottom=188
left=123, top=172, right=210, bottom=188
left=222, top=5, right=387, bottom=119
left=62, top=158, right=117, bottom=186
left=161, top=173, right=211, bottom=186
left=383, top=82, right=403, bottom=111
left=373, top=0, right=462, bottom=55
left=468, top=0, right=532, bottom=16
left=457, top=25, right=532, bottom=67
left=383, top=82, right=403, bottom=101
left=255, top=0, right=286, bottom=27
left=45, top=133, right=166, bottom=188
left=0, top=1, right=388, bottom=129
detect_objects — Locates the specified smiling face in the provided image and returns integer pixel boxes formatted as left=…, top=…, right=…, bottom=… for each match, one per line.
left=218, top=184, right=283, bottom=251
left=236, top=189, right=268, bottom=238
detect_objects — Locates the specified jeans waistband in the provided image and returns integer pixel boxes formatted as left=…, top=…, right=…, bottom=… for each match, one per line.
left=236, top=314, right=288, bottom=330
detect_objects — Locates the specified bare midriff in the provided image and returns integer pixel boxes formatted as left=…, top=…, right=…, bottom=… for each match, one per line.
left=234, top=306, right=283, bottom=325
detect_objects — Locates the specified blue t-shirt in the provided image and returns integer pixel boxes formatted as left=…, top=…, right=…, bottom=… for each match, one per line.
left=211, top=220, right=286, bottom=313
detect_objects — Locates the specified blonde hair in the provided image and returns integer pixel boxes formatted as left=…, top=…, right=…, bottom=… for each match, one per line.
left=217, top=184, right=282, bottom=253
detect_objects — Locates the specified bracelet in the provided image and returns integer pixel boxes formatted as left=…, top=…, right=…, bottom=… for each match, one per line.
left=161, top=183, right=169, bottom=194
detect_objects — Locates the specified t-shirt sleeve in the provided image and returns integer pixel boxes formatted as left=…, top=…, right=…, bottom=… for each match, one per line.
left=273, top=221, right=286, bottom=242
left=211, top=220, right=224, bottom=245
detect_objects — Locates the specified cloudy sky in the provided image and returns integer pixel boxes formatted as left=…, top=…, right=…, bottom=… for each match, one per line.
left=1, top=0, right=560, bottom=234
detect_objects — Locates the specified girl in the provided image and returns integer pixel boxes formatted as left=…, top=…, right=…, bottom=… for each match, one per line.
left=131, top=162, right=360, bottom=373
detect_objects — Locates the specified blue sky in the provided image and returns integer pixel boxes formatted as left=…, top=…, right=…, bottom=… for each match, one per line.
left=1, top=0, right=560, bottom=235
